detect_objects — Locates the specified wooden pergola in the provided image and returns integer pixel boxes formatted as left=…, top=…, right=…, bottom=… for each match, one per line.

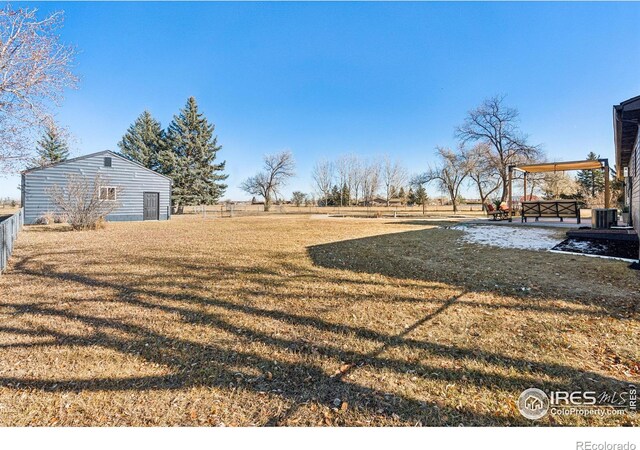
left=507, top=158, right=610, bottom=215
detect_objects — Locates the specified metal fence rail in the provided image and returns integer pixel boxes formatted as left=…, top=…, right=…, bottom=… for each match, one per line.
left=0, top=208, right=24, bottom=274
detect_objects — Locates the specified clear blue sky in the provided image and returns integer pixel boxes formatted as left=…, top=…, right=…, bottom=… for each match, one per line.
left=2, top=1, right=639, bottom=200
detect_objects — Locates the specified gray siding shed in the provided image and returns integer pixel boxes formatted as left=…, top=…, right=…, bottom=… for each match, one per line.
left=21, top=151, right=172, bottom=224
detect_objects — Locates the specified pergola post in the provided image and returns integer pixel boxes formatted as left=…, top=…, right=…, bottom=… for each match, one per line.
left=604, top=161, right=610, bottom=209
left=523, top=172, right=528, bottom=202
left=508, top=166, right=513, bottom=222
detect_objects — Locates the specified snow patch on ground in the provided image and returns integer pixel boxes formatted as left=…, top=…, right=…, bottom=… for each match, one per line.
left=452, top=225, right=563, bottom=251
left=559, top=239, right=607, bottom=252
left=552, top=238, right=637, bottom=260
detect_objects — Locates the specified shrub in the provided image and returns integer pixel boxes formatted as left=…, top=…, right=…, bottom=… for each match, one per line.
left=94, top=216, right=107, bottom=230
left=34, top=213, right=53, bottom=225
left=35, top=212, right=67, bottom=225
left=47, top=174, right=120, bottom=230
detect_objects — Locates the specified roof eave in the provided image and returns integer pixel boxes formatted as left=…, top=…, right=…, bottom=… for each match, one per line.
left=21, top=150, right=114, bottom=174
left=614, top=105, right=623, bottom=179
left=614, top=95, right=640, bottom=179
left=21, top=150, right=172, bottom=182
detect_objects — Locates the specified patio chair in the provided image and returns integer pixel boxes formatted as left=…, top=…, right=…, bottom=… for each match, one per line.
left=485, top=203, right=511, bottom=221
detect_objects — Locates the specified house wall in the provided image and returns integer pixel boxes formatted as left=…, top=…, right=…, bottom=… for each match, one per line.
left=23, top=152, right=171, bottom=224
left=632, top=132, right=640, bottom=238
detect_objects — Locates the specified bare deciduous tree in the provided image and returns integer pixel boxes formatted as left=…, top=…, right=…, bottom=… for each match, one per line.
left=466, top=143, right=502, bottom=210
left=360, top=159, right=381, bottom=206
left=291, top=191, right=307, bottom=207
left=241, top=151, right=295, bottom=212
left=335, top=155, right=352, bottom=207
left=542, top=171, right=577, bottom=200
left=0, top=6, right=78, bottom=172
left=576, top=185, right=607, bottom=209
left=382, top=156, right=408, bottom=206
left=311, top=159, right=334, bottom=207
left=525, top=172, right=545, bottom=200
left=348, top=156, right=363, bottom=206
left=47, top=174, right=120, bottom=230
left=455, top=95, right=542, bottom=202
left=416, top=146, right=470, bottom=213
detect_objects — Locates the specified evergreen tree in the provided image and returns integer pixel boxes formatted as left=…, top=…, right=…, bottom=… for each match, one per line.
left=32, top=123, right=69, bottom=166
left=118, top=110, right=164, bottom=171
left=163, top=97, right=228, bottom=209
left=415, top=185, right=428, bottom=214
left=341, top=183, right=350, bottom=206
left=576, top=152, right=604, bottom=198
left=328, top=185, right=341, bottom=206
left=398, top=187, right=406, bottom=205
left=407, top=188, right=416, bottom=206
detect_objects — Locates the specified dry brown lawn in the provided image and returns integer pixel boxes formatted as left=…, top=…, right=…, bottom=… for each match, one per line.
left=0, top=215, right=638, bottom=426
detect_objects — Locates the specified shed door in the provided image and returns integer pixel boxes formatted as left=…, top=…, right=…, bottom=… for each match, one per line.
left=143, top=192, right=160, bottom=221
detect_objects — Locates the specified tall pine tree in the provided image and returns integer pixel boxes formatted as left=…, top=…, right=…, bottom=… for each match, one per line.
left=118, top=110, right=165, bottom=171
left=341, top=183, right=350, bottom=206
left=164, top=97, right=228, bottom=209
left=32, top=123, right=69, bottom=166
left=415, top=185, right=428, bottom=215
left=576, top=152, right=605, bottom=197
left=407, top=187, right=416, bottom=205
left=398, top=187, right=406, bottom=205
left=328, top=185, right=341, bottom=206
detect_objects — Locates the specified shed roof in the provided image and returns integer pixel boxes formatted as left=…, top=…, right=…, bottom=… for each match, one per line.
left=22, top=150, right=172, bottom=181
left=513, top=159, right=606, bottom=173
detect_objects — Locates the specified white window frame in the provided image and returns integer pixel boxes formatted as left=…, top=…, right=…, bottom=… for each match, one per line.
left=99, top=186, right=117, bottom=201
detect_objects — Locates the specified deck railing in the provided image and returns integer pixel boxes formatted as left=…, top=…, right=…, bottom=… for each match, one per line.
left=0, top=208, right=24, bottom=274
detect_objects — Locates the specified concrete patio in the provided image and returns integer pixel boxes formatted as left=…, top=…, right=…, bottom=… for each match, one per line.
left=467, top=216, right=590, bottom=229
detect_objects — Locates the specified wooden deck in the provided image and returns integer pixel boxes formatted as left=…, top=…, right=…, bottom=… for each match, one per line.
left=567, top=228, right=639, bottom=242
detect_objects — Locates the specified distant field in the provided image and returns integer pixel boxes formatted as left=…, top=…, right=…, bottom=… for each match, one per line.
left=185, top=203, right=486, bottom=218
left=0, top=215, right=637, bottom=426
left=0, top=206, right=20, bottom=222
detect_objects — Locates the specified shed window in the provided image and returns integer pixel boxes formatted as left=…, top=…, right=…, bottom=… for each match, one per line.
left=99, top=186, right=117, bottom=201
left=104, top=157, right=112, bottom=167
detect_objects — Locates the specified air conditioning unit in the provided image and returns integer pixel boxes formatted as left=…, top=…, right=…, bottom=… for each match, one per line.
left=591, top=208, right=617, bottom=229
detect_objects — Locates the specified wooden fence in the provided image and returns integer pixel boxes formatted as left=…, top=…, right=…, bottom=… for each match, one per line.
left=0, top=208, right=24, bottom=274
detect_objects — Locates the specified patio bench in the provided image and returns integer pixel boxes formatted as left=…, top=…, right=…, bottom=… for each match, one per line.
left=521, top=200, right=580, bottom=223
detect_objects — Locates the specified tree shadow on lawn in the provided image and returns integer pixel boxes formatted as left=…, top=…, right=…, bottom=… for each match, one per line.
left=383, top=219, right=463, bottom=227
left=307, top=227, right=640, bottom=319
left=29, top=248, right=619, bottom=319
left=0, top=248, right=635, bottom=426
